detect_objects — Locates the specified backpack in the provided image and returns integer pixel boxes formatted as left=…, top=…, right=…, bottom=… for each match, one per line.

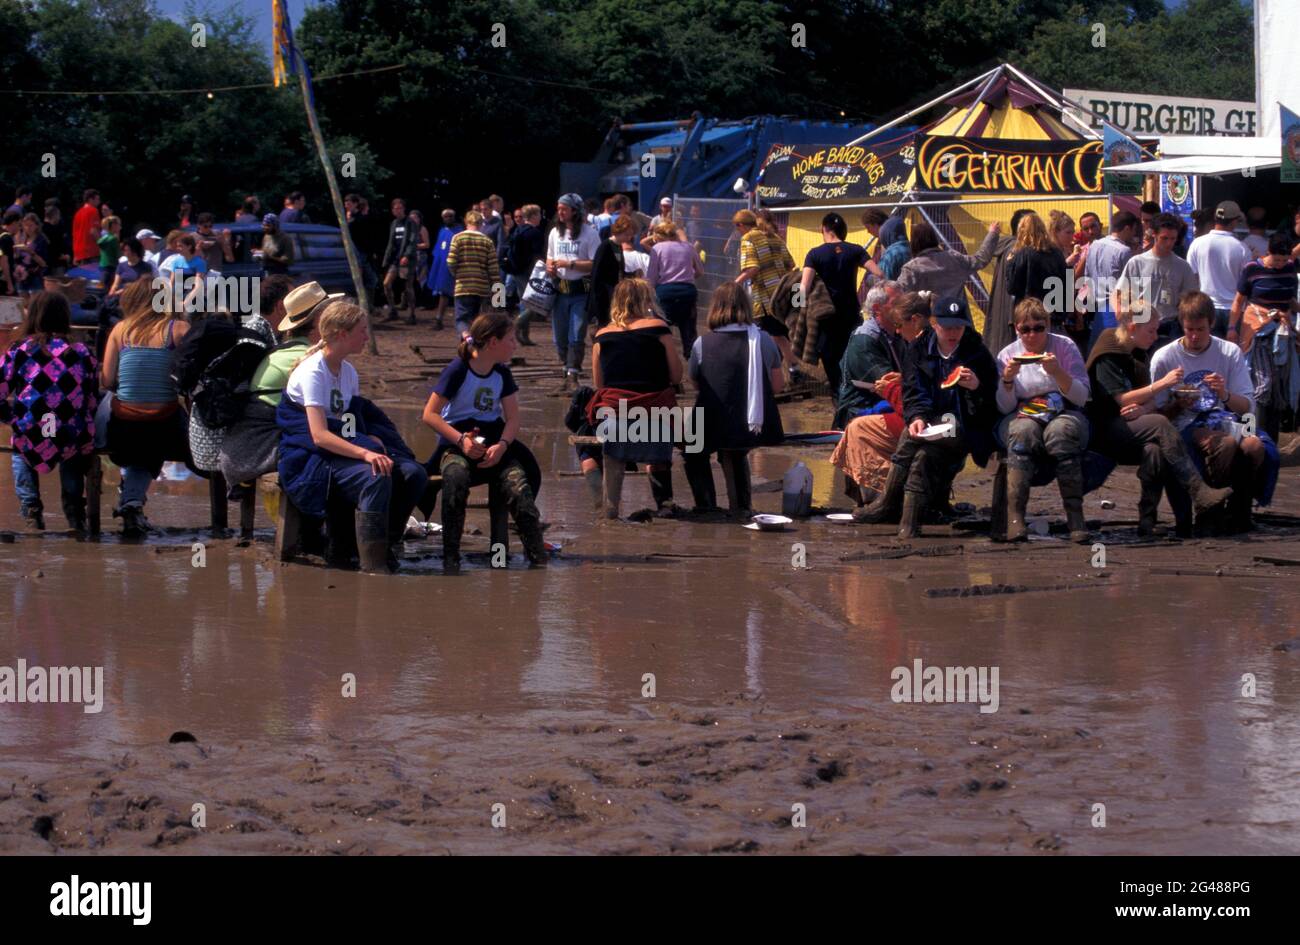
left=172, top=318, right=273, bottom=428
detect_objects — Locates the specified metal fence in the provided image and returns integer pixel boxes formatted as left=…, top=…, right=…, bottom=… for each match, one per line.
left=673, top=195, right=747, bottom=316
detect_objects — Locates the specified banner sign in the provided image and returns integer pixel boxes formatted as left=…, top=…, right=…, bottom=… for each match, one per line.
left=1064, top=88, right=1257, bottom=136
left=915, top=135, right=1103, bottom=195
left=1102, top=124, right=1145, bottom=195
left=1282, top=104, right=1300, bottom=184
left=756, top=132, right=916, bottom=206
left=1160, top=174, right=1197, bottom=251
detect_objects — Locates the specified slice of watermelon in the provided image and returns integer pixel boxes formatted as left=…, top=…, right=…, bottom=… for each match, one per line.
left=941, top=366, right=963, bottom=389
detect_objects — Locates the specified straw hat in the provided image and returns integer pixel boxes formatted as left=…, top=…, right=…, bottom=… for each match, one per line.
left=278, top=281, right=343, bottom=332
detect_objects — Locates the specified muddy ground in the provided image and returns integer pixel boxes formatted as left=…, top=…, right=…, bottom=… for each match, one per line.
left=2, top=310, right=1299, bottom=854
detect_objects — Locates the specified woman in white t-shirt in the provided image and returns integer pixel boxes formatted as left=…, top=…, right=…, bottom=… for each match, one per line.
left=546, top=192, right=601, bottom=389
left=283, top=300, right=427, bottom=572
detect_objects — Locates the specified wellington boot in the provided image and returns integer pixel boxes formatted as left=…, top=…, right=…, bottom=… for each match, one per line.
left=1056, top=460, right=1091, bottom=544
left=853, top=463, right=906, bottom=524
left=355, top=511, right=392, bottom=573
left=897, top=491, right=923, bottom=539
left=1003, top=466, right=1032, bottom=543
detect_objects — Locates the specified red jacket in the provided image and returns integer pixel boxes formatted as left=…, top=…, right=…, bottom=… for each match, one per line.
left=72, top=203, right=101, bottom=262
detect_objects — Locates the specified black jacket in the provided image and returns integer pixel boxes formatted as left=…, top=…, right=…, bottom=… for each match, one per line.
left=902, top=326, right=999, bottom=465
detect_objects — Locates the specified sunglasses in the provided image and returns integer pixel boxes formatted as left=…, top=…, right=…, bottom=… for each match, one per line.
left=1017, top=324, right=1048, bottom=335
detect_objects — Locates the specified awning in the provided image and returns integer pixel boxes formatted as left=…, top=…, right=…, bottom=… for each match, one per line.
left=1105, top=155, right=1281, bottom=176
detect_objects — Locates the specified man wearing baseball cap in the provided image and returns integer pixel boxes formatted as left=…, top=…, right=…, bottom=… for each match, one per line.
left=1186, top=201, right=1249, bottom=339
left=136, top=229, right=162, bottom=270
left=651, top=197, right=673, bottom=230
left=855, top=293, right=998, bottom=536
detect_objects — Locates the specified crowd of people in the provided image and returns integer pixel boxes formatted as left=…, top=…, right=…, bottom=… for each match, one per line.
left=4, top=175, right=1300, bottom=571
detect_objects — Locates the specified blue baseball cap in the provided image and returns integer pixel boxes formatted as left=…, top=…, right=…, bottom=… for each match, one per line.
left=931, top=294, right=972, bottom=327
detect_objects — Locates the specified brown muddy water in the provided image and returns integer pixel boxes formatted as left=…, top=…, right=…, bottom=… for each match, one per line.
left=3, top=353, right=1300, bottom=854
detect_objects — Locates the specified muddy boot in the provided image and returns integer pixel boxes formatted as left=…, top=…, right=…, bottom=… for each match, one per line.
left=1137, top=479, right=1165, bottom=537
left=20, top=503, right=45, bottom=532
left=602, top=462, right=625, bottom=520
left=1003, top=466, right=1032, bottom=543
left=355, top=510, right=391, bottom=573
left=434, top=314, right=445, bottom=331
left=853, top=463, right=905, bottom=524
left=1055, top=459, right=1090, bottom=544
left=61, top=494, right=87, bottom=537
left=517, top=318, right=535, bottom=346
left=897, top=491, right=924, bottom=539
left=584, top=467, right=605, bottom=512
left=648, top=467, right=678, bottom=516
left=117, top=504, right=149, bottom=539
left=1178, top=463, right=1233, bottom=515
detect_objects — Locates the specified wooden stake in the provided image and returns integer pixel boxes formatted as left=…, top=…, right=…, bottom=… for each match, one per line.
left=297, top=70, right=379, bottom=355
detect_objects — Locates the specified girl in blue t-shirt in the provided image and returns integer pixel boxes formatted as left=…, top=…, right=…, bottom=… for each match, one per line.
left=422, top=311, right=546, bottom=573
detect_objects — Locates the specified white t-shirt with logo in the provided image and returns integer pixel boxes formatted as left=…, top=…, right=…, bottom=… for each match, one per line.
left=284, top=350, right=360, bottom=420
left=547, top=225, right=601, bottom=281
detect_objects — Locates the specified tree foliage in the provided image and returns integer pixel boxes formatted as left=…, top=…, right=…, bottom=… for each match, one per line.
left=0, top=0, right=1259, bottom=229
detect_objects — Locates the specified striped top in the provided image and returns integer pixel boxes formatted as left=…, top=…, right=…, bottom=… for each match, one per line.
left=739, top=229, right=794, bottom=318
left=447, top=230, right=500, bottom=298
left=1236, top=258, right=1298, bottom=309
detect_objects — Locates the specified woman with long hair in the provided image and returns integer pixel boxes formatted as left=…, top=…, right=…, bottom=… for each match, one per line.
left=100, top=277, right=192, bottom=536
left=1004, top=212, right=1067, bottom=327
left=683, top=282, right=786, bottom=516
left=588, top=278, right=683, bottom=519
left=279, top=299, right=427, bottom=572
left=0, top=291, right=98, bottom=533
left=547, top=193, right=601, bottom=390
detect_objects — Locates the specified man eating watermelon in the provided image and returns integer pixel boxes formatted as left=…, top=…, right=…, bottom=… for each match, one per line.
left=853, top=293, right=998, bottom=537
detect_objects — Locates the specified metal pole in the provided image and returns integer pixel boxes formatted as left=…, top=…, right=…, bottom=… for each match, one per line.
left=843, top=67, right=1000, bottom=148
left=297, top=70, right=378, bottom=355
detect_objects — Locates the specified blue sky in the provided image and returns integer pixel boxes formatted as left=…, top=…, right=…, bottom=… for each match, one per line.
left=154, top=0, right=312, bottom=55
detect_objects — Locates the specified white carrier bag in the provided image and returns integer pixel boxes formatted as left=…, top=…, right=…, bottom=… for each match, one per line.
left=520, top=260, right=557, bottom=316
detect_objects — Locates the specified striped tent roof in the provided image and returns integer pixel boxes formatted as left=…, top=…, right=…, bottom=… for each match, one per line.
left=925, top=73, right=1081, bottom=141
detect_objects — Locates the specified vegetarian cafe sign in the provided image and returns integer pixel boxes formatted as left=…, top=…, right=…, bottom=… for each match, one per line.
left=915, top=135, right=1104, bottom=196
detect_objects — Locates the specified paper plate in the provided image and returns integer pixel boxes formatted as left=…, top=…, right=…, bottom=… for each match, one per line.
left=916, top=423, right=954, bottom=441
left=750, top=514, right=793, bottom=532
left=825, top=513, right=856, bottom=523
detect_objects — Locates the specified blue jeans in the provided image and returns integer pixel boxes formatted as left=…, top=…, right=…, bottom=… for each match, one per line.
left=324, top=452, right=428, bottom=539
left=552, top=290, right=589, bottom=374
left=11, top=453, right=88, bottom=512
left=655, top=282, right=698, bottom=358
left=119, top=466, right=156, bottom=510
left=454, top=295, right=488, bottom=335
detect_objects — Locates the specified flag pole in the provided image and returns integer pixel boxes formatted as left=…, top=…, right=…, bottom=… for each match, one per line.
left=295, top=71, right=378, bottom=355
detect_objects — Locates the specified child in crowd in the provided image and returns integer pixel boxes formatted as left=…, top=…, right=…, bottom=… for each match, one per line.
left=421, top=311, right=545, bottom=573
left=277, top=299, right=427, bottom=572
left=0, top=291, right=99, bottom=533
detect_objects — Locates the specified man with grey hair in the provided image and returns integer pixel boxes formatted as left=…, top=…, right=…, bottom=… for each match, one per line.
left=833, top=280, right=902, bottom=429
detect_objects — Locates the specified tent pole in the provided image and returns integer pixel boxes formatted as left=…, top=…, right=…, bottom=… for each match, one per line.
left=956, top=67, right=1004, bottom=133
left=843, top=66, right=1000, bottom=147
